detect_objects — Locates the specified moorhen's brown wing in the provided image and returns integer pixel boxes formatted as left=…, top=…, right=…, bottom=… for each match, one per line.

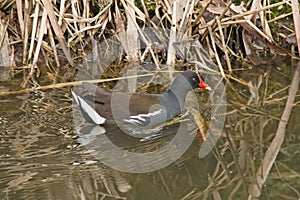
left=82, top=82, right=168, bottom=125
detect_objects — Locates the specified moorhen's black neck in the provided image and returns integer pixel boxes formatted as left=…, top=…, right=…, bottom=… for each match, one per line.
left=164, top=73, right=197, bottom=109
left=165, top=87, right=191, bottom=110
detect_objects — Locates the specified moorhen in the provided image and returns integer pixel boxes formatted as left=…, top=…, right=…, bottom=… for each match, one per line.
left=72, top=70, right=210, bottom=130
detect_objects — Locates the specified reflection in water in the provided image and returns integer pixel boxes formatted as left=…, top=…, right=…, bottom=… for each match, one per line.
left=76, top=117, right=197, bottom=173
left=0, top=86, right=215, bottom=200
left=0, top=60, right=299, bottom=199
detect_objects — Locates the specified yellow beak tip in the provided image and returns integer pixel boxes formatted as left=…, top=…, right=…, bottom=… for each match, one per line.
left=205, top=86, right=211, bottom=91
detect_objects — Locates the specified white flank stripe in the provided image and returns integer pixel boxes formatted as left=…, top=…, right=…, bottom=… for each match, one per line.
left=131, top=109, right=162, bottom=118
left=130, top=115, right=146, bottom=121
left=124, top=109, right=162, bottom=125
left=123, top=119, right=142, bottom=125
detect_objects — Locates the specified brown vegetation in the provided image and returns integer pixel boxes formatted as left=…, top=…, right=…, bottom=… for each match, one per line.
left=0, top=0, right=299, bottom=82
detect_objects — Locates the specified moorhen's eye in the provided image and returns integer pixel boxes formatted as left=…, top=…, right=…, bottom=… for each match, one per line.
left=192, top=77, right=197, bottom=82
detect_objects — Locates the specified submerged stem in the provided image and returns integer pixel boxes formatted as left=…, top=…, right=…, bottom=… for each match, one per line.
left=248, top=62, right=300, bottom=199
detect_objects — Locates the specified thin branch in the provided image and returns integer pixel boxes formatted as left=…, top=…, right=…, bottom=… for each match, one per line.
left=248, top=62, right=300, bottom=199
left=0, top=73, right=154, bottom=97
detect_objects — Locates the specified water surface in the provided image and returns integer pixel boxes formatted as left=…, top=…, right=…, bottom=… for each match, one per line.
left=0, top=59, right=299, bottom=199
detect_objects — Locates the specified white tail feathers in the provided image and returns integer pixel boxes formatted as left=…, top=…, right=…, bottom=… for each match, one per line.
left=71, top=90, right=106, bottom=125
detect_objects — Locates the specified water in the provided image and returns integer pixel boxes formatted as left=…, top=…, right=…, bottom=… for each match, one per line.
left=0, top=59, right=299, bottom=199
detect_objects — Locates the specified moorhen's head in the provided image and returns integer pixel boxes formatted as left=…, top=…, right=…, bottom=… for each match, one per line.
left=176, top=70, right=211, bottom=91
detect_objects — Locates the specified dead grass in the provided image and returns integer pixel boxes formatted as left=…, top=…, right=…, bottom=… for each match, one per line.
left=0, top=0, right=299, bottom=84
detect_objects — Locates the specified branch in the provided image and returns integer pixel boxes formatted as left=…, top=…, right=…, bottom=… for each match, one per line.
left=248, top=62, right=300, bottom=198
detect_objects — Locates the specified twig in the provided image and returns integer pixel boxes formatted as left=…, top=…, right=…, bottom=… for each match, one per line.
left=16, top=0, right=24, bottom=39
left=0, top=73, right=154, bottom=97
left=216, top=17, right=232, bottom=73
left=47, top=21, right=60, bottom=68
left=268, top=12, right=292, bottom=23
left=22, top=0, right=29, bottom=64
left=208, top=26, right=225, bottom=78
left=201, top=0, right=232, bottom=42
left=41, top=0, right=75, bottom=67
left=192, top=0, right=212, bottom=27
left=222, top=1, right=288, bottom=22
left=166, top=0, right=177, bottom=67
left=28, top=0, right=39, bottom=61
left=248, top=62, right=300, bottom=199
left=0, top=18, right=9, bottom=49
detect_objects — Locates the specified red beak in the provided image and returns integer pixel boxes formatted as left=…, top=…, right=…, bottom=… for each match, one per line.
left=197, top=73, right=211, bottom=90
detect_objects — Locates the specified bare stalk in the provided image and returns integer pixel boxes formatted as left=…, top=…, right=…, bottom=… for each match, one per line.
left=0, top=73, right=154, bottom=96
left=248, top=62, right=300, bottom=199
left=166, top=0, right=177, bottom=67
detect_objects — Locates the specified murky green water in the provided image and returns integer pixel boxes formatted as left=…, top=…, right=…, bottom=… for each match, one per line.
left=0, top=59, right=299, bottom=199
